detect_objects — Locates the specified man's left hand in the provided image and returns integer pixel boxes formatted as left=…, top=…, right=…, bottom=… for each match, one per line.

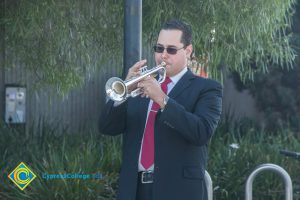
left=137, top=76, right=166, bottom=108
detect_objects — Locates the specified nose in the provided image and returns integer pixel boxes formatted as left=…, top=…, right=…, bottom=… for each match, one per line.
left=161, top=49, right=168, bottom=60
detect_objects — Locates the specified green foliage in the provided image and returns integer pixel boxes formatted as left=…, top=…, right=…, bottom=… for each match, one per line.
left=209, top=119, right=300, bottom=199
left=231, top=3, right=300, bottom=133
left=247, top=66, right=300, bottom=132
left=0, top=122, right=121, bottom=199
left=1, top=120, right=300, bottom=199
left=2, top=0, right=123, bottom=94
left=1, top=0, right=297, bottom=94
left=143, top=0, right=297, bottom=81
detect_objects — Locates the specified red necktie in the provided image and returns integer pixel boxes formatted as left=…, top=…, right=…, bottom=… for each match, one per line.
left=141, top=77, right=172, bottom=170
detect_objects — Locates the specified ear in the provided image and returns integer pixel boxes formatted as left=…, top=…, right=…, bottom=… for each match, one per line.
left=185, top=44, right=193, bottom=58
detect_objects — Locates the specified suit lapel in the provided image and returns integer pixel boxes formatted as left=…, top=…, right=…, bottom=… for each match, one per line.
left=168, top=70, right=195, bottom=99
left=139, top=97, right=150, bottom=119
left=138, top=97, right=150, bottom=138
left=135, top=70, right=194, bottom=138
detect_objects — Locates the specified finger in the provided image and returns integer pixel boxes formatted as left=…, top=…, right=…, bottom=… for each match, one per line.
left=144, top=75, right=151, bottom=81
left=144, top=75, right=156, bottom=83
left=140, top=91, right=147, bottom=98
left=138, top=79, right=148, bottom=87
left=131, top=71, right=140, bottom=77
left=126, top=60, right=147, bottom=80
left=131, top=59, right=147, bottom=71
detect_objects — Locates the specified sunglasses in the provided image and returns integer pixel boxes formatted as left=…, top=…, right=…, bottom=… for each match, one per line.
left=153, top=45, right=185, bottom=55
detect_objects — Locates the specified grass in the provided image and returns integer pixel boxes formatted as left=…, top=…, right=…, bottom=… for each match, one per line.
left=0, top=123, right=121, bottom=200
left=0, top=119, right=300, bottom=199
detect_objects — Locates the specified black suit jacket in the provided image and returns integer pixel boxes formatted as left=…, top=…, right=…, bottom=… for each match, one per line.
left=99, top=70, right=223, bottom=200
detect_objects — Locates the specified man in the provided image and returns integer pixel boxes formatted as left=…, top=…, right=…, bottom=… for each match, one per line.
left=99, top=19, right=222, bottom=200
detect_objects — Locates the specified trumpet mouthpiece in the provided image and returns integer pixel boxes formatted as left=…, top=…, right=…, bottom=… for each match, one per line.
left=160, top=61, right=166, bottom=66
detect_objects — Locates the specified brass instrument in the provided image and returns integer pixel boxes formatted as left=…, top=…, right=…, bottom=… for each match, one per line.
left=105, top=62, right=166, bottom=102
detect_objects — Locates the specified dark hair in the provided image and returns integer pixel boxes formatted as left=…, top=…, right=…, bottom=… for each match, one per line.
left=160, top=19, right=192, bottom=46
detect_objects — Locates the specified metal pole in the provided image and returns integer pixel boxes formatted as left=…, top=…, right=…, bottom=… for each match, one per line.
left=205, top=170, right=213, bottom=200
left=123, top=0, right=142, bottom=79
left=0, top=0, right=5, bottom=123
left=245, top=163, right=293, bottom=200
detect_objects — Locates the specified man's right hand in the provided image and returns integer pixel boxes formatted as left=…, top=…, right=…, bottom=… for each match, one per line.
left=125, top=59, right=147, bottom=93
left=125, top=59, right=147, bottom=81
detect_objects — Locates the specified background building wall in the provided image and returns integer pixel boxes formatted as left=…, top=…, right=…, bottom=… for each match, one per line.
left=222, top=76, right=263, bottom=122
left=0, top=62, right=261, bottom=134
left=3, top=65, right=120, bottom=133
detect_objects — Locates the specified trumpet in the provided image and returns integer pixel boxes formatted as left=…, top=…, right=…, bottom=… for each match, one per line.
left=105, top=62, right=166, bottom=102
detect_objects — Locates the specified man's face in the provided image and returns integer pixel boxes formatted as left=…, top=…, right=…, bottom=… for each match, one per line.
left=154, top=29, right=192, bottom=77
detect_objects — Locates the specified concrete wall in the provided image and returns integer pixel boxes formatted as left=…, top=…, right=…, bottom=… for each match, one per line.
left=222, top=75, right=263, bottom=122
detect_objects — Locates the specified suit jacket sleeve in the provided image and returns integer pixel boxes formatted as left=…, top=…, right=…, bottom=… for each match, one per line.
left=158, top=79, right=222, bottom=146
left=98, top=100, right=127, bottom=136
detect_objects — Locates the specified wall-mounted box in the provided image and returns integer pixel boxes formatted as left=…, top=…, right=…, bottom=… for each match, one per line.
left=5, top=86, right=26, bottom=124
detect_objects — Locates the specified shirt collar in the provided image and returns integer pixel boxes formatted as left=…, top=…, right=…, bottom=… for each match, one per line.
left=169, top=67, right=188, bottom=85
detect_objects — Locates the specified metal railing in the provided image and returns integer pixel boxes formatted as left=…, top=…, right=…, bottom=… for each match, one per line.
left=245, top=163, right=293, bottom=200
left=205, top=170, right=213, bottom=200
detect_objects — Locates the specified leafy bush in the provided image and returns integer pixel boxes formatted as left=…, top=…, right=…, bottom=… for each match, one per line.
left=230, top=3, right=300, bottom=133
left=249, top=66, right=300, bottom=132
left=0, top=122, right=121, bottom=200
left=209, top=119, right=300, bottom=200
left=1, top=119, right=300, bottom=200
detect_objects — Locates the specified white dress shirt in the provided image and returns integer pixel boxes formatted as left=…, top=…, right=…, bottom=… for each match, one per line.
left=138, top=67, right=188, bottom=171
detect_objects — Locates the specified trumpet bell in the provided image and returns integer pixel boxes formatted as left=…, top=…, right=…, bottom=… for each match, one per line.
left=105, top=77, right=127, bottom=102
left=105, top=62, right=166, bottom=102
